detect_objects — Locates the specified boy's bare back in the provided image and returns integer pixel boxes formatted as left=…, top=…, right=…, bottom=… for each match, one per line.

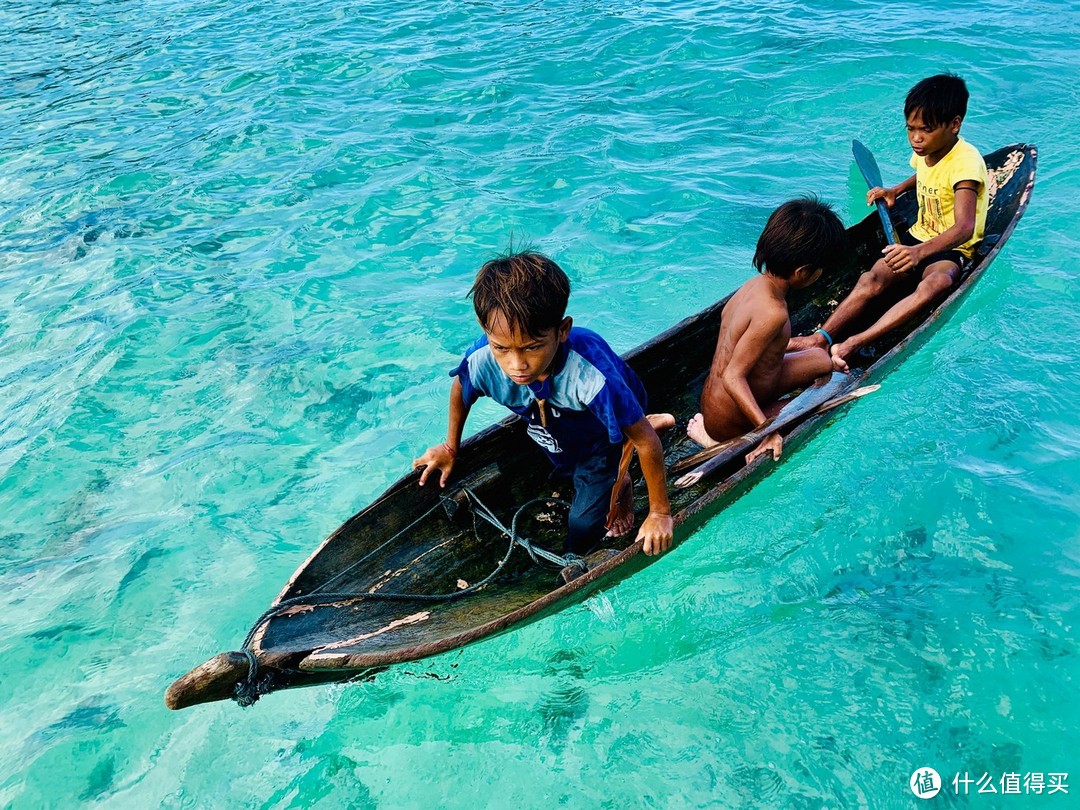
left=686, top=197, right=847, bottom=459
left=700, top=275, right=791, bottom=439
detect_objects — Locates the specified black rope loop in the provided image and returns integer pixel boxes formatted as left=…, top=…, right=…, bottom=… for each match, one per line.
left=234, top=648, right=274, bottom=707
left=232, top=489, right=573, bottom=705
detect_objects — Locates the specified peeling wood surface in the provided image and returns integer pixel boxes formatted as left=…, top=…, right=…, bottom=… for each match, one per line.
left=314, top=611, right=432, bottom=653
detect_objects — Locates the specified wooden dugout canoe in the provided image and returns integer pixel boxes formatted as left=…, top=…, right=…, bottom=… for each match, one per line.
left=166, top=144, right=1037, bottom=710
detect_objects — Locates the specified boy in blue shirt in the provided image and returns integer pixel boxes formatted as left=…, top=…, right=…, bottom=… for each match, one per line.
left=414, top=252, right=674, bottom=557
left=789, top=73, right=987, bottom=367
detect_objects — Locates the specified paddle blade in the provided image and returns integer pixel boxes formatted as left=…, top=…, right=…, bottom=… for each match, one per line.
left=813, top=384, right=880, bottom=414
left=674, top=468, right=706, bottom=489
left=672, top=374, right=870, bottom=489
left=673, top=438, right=753, bottom=488
left=852, top=139, right=884, bottom=188
left=852, top=139, right=899, bottom=245
left=670, top=434, right=746, bottom=474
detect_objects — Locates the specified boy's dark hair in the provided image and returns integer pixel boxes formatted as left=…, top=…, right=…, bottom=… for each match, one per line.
left=753, top=196, right=848, bottom=279
left=470, top=251, right=570, bottom=337
left=904, top=73, right=969, bottom=129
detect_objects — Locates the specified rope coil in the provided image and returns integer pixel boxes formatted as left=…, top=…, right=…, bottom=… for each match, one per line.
left=233, top=490, right=571, bottom=705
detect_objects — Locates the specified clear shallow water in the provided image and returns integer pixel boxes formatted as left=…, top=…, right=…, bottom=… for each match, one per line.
left=1, top=0, right=1077, bottom=806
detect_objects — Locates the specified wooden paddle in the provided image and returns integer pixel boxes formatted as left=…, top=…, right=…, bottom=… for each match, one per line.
left=852, top=139, right=900, bottom=245
left=672, top=377, right=879, bottom=488
left=672, top=373, right=860, bottom=476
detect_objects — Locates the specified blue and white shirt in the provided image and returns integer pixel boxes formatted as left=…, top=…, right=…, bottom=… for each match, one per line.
left=452, top=327, right=647, bottom=468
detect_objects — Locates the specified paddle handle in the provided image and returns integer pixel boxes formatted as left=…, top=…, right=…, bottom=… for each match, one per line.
left=872, top=198, right=899, bottom=245
left=673, top=428, right=766, bottom=488
left=673, top=383, right=879, bottom=489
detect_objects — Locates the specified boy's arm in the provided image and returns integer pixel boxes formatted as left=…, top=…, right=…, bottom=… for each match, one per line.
left=414, top=377, right=471, bottom=487
left=622, top=416, right=673, bottom=556
left=721, top=310, right=788, bottom=429
left=883, top=180, right=979, bottom=272
left=867, top=174, right=916, bottom=207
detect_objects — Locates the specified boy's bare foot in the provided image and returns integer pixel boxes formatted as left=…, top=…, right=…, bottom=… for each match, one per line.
left=605, top=473, right=634, bottom=537
left=686, top=413, right=719, bottom=448
left=830, top=340, right=858, bottom=373
left=787, top=331, right=828, bottom=352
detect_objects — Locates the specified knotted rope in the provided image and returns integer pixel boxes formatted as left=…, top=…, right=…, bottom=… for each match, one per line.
left=233, top=489, right=573, bottom=706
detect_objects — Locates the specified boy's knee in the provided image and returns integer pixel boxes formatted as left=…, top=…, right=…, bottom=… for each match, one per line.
left=810, top=347, right=833, bottom=374
left=920, top=271, right=957, bottom=297
left=859, top=264, right=891, bottom=294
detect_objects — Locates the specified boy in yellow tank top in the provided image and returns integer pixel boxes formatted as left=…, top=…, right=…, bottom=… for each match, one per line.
left=789, top=74, right=987, bottom=368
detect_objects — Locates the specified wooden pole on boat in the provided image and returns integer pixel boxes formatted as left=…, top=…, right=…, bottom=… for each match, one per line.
left=165, top=651, right=251, bottom=710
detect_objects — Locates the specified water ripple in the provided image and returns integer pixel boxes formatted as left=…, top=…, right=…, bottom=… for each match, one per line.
left=1, top=0, right=1079, bottom=805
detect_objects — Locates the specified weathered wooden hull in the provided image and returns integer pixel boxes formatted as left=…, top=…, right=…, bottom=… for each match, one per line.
left=166, top=144, right=1037, bottom=710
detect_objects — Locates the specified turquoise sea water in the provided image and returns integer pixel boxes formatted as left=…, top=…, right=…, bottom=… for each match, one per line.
left=1, top=0, right=1078, bottom=806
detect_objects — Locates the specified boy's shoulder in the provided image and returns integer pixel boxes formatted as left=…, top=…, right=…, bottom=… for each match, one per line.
left=727, top=276, right=789, bottom=321
left=566, top=325, right=614, bottom=353
left=949, top=136, right=985, bottom=164
left=557, top=327, right=643, bottom=415
left=563, top=326, right=626, bottom=374
left=939, top=137, right=987, bottom=185
left=462, top=332, right=491, bottom=358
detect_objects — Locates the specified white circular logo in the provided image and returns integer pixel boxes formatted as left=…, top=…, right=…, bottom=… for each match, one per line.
left=910, top=768, right=941, bottom=799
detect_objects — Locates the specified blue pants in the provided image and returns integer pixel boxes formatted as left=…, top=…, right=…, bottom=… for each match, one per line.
left=563, top=444, right=623, bottom=555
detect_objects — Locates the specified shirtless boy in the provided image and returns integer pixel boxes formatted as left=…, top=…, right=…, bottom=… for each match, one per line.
left=789, top=74, right=987, bottom=367
left=414, top=252, right=674, bottom=557
left=687, top=197, right=848, bottom=462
